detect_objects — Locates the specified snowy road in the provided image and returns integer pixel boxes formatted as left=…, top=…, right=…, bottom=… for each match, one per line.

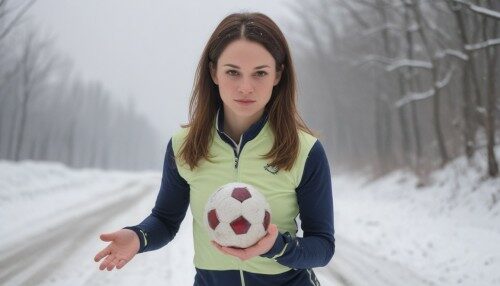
left=1, top=160, right=499, bottom=285
left=315, top=237, right=431, bottom=286
left=0, top=176, right=425, bottom=286
left=0, top=180, right=152, bottom=285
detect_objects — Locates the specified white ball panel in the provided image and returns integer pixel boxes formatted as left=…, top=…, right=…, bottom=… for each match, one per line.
left=237, top=223, right=267, bottom=248
left=214, top=196, right=242, bottom=223
left=214, top=222, right=237, bottom=247
left=241, top=198, right=265, bottom=224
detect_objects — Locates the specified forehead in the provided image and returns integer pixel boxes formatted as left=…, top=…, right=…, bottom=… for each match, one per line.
left=218, top=39, right=275, bottom=68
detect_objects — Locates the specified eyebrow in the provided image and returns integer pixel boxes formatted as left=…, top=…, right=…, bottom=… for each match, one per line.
left=223, top=64, right=270, bottom=69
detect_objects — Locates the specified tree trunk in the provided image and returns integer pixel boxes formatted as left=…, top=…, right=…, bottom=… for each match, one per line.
left=14, top=87, right=29, bottom=161
left=450, top=3, right=477, bottom=158
left=412, top=0, right=449, bottom=166
left=398, top=74, right=411, bottom=166
left=485, top=15, right=498, bottom=177
left=432, top=74, right=449, bottom=167
left=410, top=101, right=422, bottom=170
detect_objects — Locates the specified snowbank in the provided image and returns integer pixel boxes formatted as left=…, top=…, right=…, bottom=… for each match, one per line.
left=333, top=150, right=500, bottom=285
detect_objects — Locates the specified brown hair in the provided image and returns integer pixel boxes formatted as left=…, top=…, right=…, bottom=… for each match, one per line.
left=178, top=12, right=314, bottom=171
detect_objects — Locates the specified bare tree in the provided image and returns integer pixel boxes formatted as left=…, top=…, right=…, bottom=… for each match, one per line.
left=285, top=0, right=499, bottom=179
left=14, top=29, right=57, bottom=160
left=450, top=0, right=499, bottom=176
left=0, top=0, right=37, bottom=41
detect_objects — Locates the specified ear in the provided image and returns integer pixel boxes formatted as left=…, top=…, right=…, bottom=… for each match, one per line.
left=274, top=64, right=284, bottom=86
left=209, top=61, right=218, bottom=85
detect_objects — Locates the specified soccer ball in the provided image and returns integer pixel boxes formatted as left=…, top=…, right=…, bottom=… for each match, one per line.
left=204, top=182, right=271, bottom=248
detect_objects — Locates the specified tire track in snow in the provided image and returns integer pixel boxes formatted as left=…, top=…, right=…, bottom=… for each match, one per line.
left=0, top=179, right=153, bottom=285
left=316, top=236, right=434, bottom=286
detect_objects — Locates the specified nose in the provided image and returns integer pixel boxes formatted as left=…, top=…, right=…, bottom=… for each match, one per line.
left=238, top=77, right=254, bottom=94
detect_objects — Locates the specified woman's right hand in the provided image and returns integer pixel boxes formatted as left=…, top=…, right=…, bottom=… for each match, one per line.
left=94, top=229, right=140, bottom=271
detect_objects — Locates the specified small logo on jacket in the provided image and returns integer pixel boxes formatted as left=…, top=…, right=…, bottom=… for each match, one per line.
left=264, top=163, right=279, bottom=175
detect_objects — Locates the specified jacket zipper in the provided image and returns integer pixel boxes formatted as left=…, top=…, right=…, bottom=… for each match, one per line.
left=233, top=137, right=245, bottom=286
left=220, top=131, right=245, bottom=285
left=239, top=265, right=246, bottom=286
left=219, top=131, right=242, bottom=176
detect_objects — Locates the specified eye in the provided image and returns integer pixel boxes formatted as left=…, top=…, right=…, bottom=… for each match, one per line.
left=226, top=70, right=239, bottom=76
left=254, top=71, right=268, bottom=77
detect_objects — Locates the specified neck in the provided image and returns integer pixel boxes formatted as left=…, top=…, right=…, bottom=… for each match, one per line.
left=223, top=107, right=264, bottom=145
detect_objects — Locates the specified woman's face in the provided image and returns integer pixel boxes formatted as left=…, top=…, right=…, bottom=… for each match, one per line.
left=210, top=39, right=282, bottom=120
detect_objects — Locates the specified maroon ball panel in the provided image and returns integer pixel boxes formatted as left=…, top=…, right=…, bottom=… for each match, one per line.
left=263, top=211, right=270, bottom=230
left=231, top=187, right=252, bottom=203
left=207, top=209, right=219, bottom=230
left=230, top=216, right=251, bottom=234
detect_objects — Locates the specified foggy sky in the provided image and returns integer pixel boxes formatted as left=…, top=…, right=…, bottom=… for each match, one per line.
left=26, top=0, right=295, bottom=142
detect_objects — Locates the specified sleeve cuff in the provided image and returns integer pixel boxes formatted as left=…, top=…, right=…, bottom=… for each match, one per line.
left=260, top=231, right=291, bottom=259
left=123, top=226, right=148, bottom=253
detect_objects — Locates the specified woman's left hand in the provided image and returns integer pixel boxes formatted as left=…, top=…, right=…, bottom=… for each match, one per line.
left=211, top=223, right=279, bottom=261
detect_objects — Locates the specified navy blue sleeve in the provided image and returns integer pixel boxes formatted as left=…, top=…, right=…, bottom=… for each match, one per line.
left=123, top=138, right=190, bottom=253
left=260, top=140, right=335, bottom=269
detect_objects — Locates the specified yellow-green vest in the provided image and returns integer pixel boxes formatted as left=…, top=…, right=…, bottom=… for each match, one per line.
left=171, top=119, right=317, bottom=274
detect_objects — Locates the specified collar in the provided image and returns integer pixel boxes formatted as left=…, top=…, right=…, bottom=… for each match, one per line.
left=215, top=106, right=269, bottom=154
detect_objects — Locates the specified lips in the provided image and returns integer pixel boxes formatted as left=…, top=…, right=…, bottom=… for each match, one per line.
left=235, top=99, right=256, bottom=103
left=234, top=99, right=255, bottom=106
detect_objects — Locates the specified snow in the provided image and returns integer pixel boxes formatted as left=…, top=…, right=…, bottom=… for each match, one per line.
left=0, top=160, right=195, bottom=286
left=453, top=0, right=500, bottom=20
left=361, top=24, right=401, bottom=37
left=395, top=68, right=454, bottom=108
left=386, top=59, right=433, bottom=72
left=465, top=38, right=500, bottom=51
left=328, top=154, right=500, bottom=285
left=434, top=49, right=468, bottom=61
left=396, top=88, right=435, bottom=108
left=1, top=151, right=500, bottom=285
left=435, top=68, right=454, bottom=89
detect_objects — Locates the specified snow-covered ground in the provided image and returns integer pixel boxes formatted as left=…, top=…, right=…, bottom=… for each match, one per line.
left=0, top=160, right=195, bottom=286
left=0, top=152, right=499, bottom=286
left=322, top=155, right=500, bottom=286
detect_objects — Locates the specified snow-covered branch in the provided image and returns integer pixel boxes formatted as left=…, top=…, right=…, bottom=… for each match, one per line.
left=465, top=38, right=500, bottom=51
left=452, top=0, right=500, bottom=20
left=435, top=68, right=454, bottom=89
left=386, top=59, right=433, bottom=72
left=395, top=88, right=435, bottom=108
left=361, top=23, right=402, bottom=36
left=434, top=49, right=468, bottom=61
left=395, top=68, right=454, bottom=108
left=356, top=55, right=436, bottom=72
left=354, top=55, right=393, bottom=67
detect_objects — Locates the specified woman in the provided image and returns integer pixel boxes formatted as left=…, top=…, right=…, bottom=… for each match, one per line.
left=94, top=12, right=335, bottom=286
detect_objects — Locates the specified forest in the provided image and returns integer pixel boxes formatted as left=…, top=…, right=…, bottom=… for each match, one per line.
left=1, top=0, right=498, bottom=180
left=293, top=0, right=499, bottom=180
left=0, top=0, right=161, bottom=170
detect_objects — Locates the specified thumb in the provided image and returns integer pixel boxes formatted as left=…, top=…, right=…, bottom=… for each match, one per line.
left=100, top=232, right=116, bottom=242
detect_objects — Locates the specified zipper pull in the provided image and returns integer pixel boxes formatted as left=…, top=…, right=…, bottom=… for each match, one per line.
left=234, top=157, right=239, bottom=168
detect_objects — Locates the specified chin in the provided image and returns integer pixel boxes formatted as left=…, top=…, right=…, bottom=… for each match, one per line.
left=232, top=106, right=262, bottom=117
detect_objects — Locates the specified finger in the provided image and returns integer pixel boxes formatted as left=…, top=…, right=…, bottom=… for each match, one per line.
left=99, top=254, right=115, bottom=271
left=116, top=258, right=128, bottom=269
left=211, top=241, right=233, bottom=256
left=94, top=247, right=111, bottom=262
left=211, top=241, right=223, bottom=250
left=107, top=257, right=120, bottom=271
left=211, top=241, right=226, bottom=254
left=221, top=246, right=244, bottom=256
left=100, top=232, right=116, bottom=242
left=222, top=247, right=250, bottom=260
left=267, top=224, right=277, bottom=235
